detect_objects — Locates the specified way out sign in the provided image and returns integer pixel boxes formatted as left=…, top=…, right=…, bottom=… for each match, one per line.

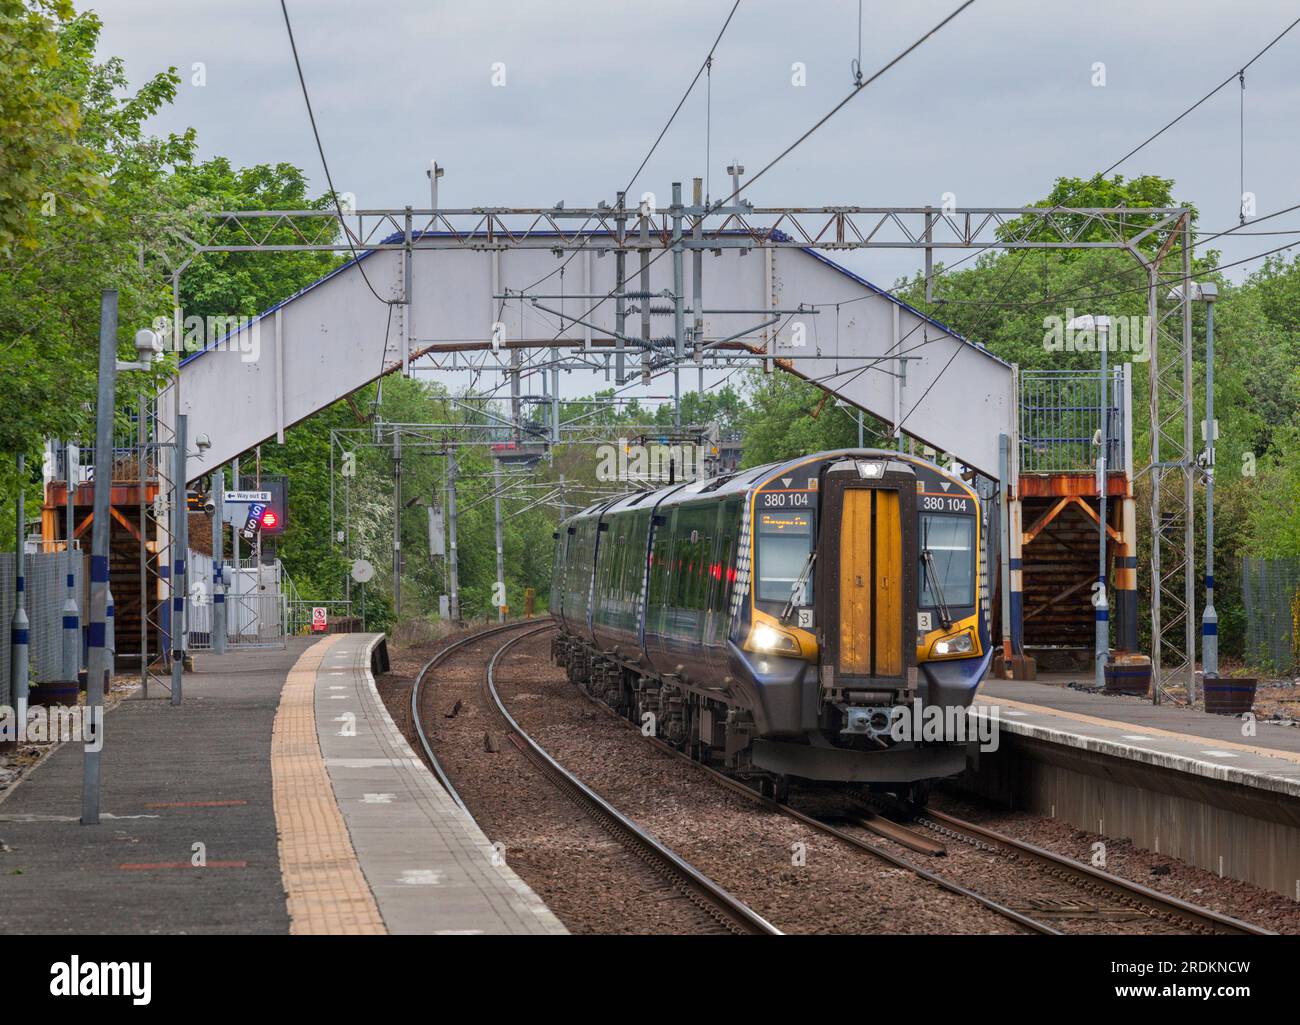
left=311, top=607, right=328, bottom=633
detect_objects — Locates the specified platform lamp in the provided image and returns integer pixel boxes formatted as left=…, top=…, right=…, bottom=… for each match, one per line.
left=1065, top=313, right=1112, bottom=691
left=1168, top=280, right=1219, bottom=685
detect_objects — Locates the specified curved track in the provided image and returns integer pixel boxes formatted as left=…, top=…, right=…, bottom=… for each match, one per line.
left=409, top=621, right=536, bottom=814
left=411, top=621, right=781, bottom=936
left=622, top=715, right=1056, bottom=934
left=412, top=622, right=1271, bottom=936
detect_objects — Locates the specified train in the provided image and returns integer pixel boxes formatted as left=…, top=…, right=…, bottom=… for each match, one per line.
left=550, top=449, right=994, bottom=802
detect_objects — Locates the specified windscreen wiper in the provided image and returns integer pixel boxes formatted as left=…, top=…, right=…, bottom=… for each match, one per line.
left=922, top=547, right=953, bottom=630
left=781, top=551, right=816, bottom=624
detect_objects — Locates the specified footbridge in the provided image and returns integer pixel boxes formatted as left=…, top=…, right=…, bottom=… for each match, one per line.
left=165, top=225, right=1014, bottom=482
left=149, top=196, right=1197, bottom=695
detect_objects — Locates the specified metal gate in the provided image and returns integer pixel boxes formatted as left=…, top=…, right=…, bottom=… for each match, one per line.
left=185, top=550, right=286, bottom=651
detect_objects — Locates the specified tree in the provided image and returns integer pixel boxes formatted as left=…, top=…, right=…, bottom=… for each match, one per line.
left=1, top=5, right=193, bottom=548
left=738, top=371, right=887, bottom=467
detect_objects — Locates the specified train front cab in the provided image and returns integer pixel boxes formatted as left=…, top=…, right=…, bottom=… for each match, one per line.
left=744, top=454, right=988, bottom=786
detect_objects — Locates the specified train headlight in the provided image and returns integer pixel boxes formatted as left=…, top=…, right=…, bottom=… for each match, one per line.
left=749, top=623, right=800, bottom=655
left=932, top=630, right=974, bottom=657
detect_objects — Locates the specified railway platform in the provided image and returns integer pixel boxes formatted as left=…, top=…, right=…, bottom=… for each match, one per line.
left=0, top=634, right=564, bottom=935
left=967, top=675, right=1300, bottom=901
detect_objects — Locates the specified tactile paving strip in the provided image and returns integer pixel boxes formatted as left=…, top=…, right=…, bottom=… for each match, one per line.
left=271, top=636, right=387, bottom=935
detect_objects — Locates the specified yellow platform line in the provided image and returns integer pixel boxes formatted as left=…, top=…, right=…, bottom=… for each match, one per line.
left=976, top=690, right=1300, bottom=767
left=271, top=636, right=387, bottom=935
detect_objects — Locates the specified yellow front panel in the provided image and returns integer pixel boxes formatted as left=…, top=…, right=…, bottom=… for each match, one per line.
left=839, top=489, right=872, bottom=675
left=873, top=490, right=902, bottom=676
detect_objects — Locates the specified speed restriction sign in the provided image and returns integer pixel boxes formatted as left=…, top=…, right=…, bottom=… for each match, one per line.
left=311, top=607, right=328, bottom=633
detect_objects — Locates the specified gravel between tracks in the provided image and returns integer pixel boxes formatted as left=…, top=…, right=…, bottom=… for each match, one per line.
left=378, top=625, right=739, bottom=935
left=928, top=789, right=1300, bottom=934
left=383, top=627, right=1296, bottom=934
left=484, top=632, right=1027, bottom=934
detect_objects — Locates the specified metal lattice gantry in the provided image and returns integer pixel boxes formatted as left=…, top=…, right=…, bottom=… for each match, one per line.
left=163, top=193, right=1199, bottom=696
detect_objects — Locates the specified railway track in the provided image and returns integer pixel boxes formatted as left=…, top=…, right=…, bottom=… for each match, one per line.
left=909, top=806, right=1275, bottom=937
left=412, top=621, right=781, bottom=936
left=623, top=719, right=1055, bottom=934
left=409, top=620, right=537, bottom=815
left=542, top=630, right=1275, bottom=936
left=531, top=633, right=1049, bottom=933
left=413, top=623, right=1272, bottom=936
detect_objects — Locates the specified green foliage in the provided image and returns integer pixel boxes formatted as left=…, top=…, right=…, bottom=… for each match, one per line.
left=998, top=174, right=1197, bottom=259
left=1, top=4, right=193, bottom=548
left=0, top=0, right=87, bottom=258
left=172, top=158, right=341, bottom=321
left=737, top=371, right=887, bottom=467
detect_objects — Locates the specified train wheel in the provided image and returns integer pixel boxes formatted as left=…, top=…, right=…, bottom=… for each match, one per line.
left=906, top=780, right=933, bottom=810
left=760, top=774, right=790, bottom=804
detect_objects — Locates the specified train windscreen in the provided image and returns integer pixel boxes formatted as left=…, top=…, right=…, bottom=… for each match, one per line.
left=919, top=513, right=975, bottom=608
left=756, top=510, right=814, bottom=604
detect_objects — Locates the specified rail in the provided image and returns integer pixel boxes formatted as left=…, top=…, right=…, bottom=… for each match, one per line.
left=482, top=625, right=781, bottom=936
left=917, top=807, right=1274, bottom=936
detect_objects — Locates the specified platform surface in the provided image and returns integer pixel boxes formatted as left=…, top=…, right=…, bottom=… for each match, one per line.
left=974, top=675, right=1300, bottom=799
left=312, top=633, right=564, bottom=934
left=0, top=634, right=564, bottom=935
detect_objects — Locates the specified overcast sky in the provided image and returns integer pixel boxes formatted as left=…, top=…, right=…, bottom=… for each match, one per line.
left=91, top=0, right=1300, bottom=402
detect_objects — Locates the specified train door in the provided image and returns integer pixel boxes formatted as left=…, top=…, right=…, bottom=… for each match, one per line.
left=816, top=458, right=918, bottom=699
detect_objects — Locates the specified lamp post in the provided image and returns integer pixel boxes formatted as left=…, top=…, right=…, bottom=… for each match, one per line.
left=1067, top=314, right=1112, bottom=690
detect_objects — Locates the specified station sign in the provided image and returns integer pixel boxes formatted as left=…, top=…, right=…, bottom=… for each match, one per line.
left=224, top=490, right=272, bottom=503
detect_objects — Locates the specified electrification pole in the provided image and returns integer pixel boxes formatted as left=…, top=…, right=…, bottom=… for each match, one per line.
left=392, top=428, right=402, bottom=619
left=1096, top=320, right=1110, bottom=691
left=493, top=456, right=505, bottom=623
left=83, top=290, right=117, bottom=824
left=62, top=441, right=80, bottom=682
left=170, top=413, right=187, bottom=706
left=1201, top=284, right=1219, bottom=679
left=212, top=467, right=227, bottom=655
left=446, top=445, right=460, bottom=622
left=614, top=191, right=627, bottom=385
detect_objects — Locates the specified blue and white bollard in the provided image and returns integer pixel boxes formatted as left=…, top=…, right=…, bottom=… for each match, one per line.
left=213, top=566, right=227, bottom=656
left=10, top=601, right=28, bottom=738
left=62, top=578, right=80, bottom=683
left=1094, top=584, right=1109, bottom=690
left=11, top=451, right=29, bottom=732
left=1202, top=590, right=1219, bottom=680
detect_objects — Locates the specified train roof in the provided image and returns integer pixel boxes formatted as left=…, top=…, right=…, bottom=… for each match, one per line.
left=559, top=449, right=973, bottom=528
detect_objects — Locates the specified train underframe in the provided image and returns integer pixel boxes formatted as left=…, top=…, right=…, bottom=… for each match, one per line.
left=550, top=632, right=964, bottom=805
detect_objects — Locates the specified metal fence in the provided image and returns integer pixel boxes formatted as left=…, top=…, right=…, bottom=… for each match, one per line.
left=286, top=600, right=356, bottom=636
left=0, top=551, right=83, bottom=706
left=1241, top=556, right=1300, bottom=674
left=1019, top=368, right=1125, bottom=474
left=186, top=550, right=286, bottom=650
